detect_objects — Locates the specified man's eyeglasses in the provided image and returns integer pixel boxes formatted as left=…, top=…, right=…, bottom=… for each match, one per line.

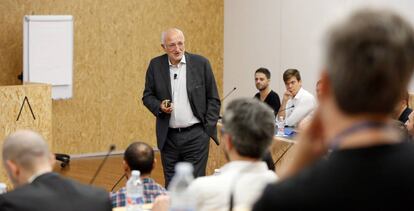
left=166, top=42, right=184, bottom=50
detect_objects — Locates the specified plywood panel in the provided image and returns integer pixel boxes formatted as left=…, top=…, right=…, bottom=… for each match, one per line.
left=270, top=138, right=296, bottom=176
left=206, top=141, right=228, bottom=175
left=0, top=83, right=52, bottom=186
left=0, top=0, right=26, bottom=86
left=53, top=146, right=226, bottom=191
left=0, top=0, right=223, bottom=155
left=53, top=151, right=165, bottom=191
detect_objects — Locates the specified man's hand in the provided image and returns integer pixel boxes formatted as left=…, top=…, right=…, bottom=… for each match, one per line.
left=152, top=195, right=170, bottom=211
left=278, top=90, right=293, bottom=119
left=160, top=100, right=173, bottom=114
left=282, top=90, right=293, bottom=102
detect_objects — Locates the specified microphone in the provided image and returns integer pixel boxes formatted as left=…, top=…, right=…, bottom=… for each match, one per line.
left=89, top=144, right=116, bottom=185
left=275, top=105, right=295, bottom=115
left=219, top=87, right=237, bottom=119
left=174, top=73, right=177, bottom=79
left=110, top=173, right=126, bottom=192
left=55, top=153, right=70, bottom=168
left=220, top=87, right=237, bottom=101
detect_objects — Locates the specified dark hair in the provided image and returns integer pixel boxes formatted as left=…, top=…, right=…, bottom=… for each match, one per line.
left=326, top=9, right=414, bottom=114
left=283, top=69, right=301, bottom=82
left=222, top=98, right=275, bottom=158
left=255, top=67, right=271, bottom=79
left=124, top=142, right=154, bottom=175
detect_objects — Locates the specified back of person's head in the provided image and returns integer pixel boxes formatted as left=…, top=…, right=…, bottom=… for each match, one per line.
left=255, top=67, right=271, bottom=79
left=283, top=69, right=301, bottom=82
left=2, top=130, right=50, bottom=173
left=222, top=98, right=275, bottom=159
left=325, top=9, right=414, bottom=115
left=124, top=142, right=154, bottom=175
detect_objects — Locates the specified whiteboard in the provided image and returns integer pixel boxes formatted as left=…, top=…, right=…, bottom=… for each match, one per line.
left=23, top=15, right=73, bottom=99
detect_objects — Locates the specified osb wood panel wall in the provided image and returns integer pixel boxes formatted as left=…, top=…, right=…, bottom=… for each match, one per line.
left=0, top=84, right=52, bottom=184
left=0, top=0, right=223, bottom=154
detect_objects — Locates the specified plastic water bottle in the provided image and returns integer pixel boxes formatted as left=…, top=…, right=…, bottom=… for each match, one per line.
left=169, top=162, right=195, bottom=211
left=0, top=183, right=6, bottom=194
left=126, top=170, right=144, bottom=211
left=276, top=116, right=285, bottom=136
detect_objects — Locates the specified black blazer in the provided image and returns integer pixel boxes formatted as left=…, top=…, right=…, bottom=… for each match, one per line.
left=0, top=173, right=112, bottom=211
left=142, top=52, right=220, bottom=150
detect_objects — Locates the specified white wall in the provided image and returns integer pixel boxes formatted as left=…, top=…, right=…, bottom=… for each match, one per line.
left=224, top=0, right=281, bottom=103
left=224, top=0, right=414, bottom=108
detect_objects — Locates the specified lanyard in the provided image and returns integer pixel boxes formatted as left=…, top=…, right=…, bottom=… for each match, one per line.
left=329, top=121, right=389, bottom=150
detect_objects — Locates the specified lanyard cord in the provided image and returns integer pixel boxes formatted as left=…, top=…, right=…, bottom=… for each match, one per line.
left=329, top=121, right=389, bottom=150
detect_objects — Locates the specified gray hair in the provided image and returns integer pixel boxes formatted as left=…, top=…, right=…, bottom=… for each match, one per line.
left=222, top=98, right=275, bottom=158
left=160, top=28, right=185, bottom=45
left=2, top=130, right=50, bottom=171
left=325, top=8, right=414, bottom=114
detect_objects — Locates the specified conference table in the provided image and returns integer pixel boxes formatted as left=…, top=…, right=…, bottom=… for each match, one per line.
left=215, top=121, right=298, bottom=176
left=271, top=133, right=297, bottom=176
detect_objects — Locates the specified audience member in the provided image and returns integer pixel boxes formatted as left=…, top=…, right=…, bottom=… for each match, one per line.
left=111, top=142, right=166, bottom=207
left=278, top=69, right=316, bottom=126
left=253, top=67, right=279, bottom=171
left=298, top=80, right=323, bottom=129
left=254, top=67, right=281, bottom=115
left=187, top=98, right=278, bottom=211
left=315, top=80, right=322, bottom=100
left=0, top=130, right=112, bottom=211
left=253, top=8, right=414, bottom=210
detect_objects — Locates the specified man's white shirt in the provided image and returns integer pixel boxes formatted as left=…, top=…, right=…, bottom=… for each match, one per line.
left=187, top=161, right=278, bottom=211
left=285, top=87, right=316, bottom=126
left=168, top=56, right=200, bottom=128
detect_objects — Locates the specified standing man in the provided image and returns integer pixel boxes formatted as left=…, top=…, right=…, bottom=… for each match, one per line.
left=142, top=28, right=220, bottom=187
left=254, top=67, right=281, bottom=116
left=278, top=69, right=316, bottom=127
